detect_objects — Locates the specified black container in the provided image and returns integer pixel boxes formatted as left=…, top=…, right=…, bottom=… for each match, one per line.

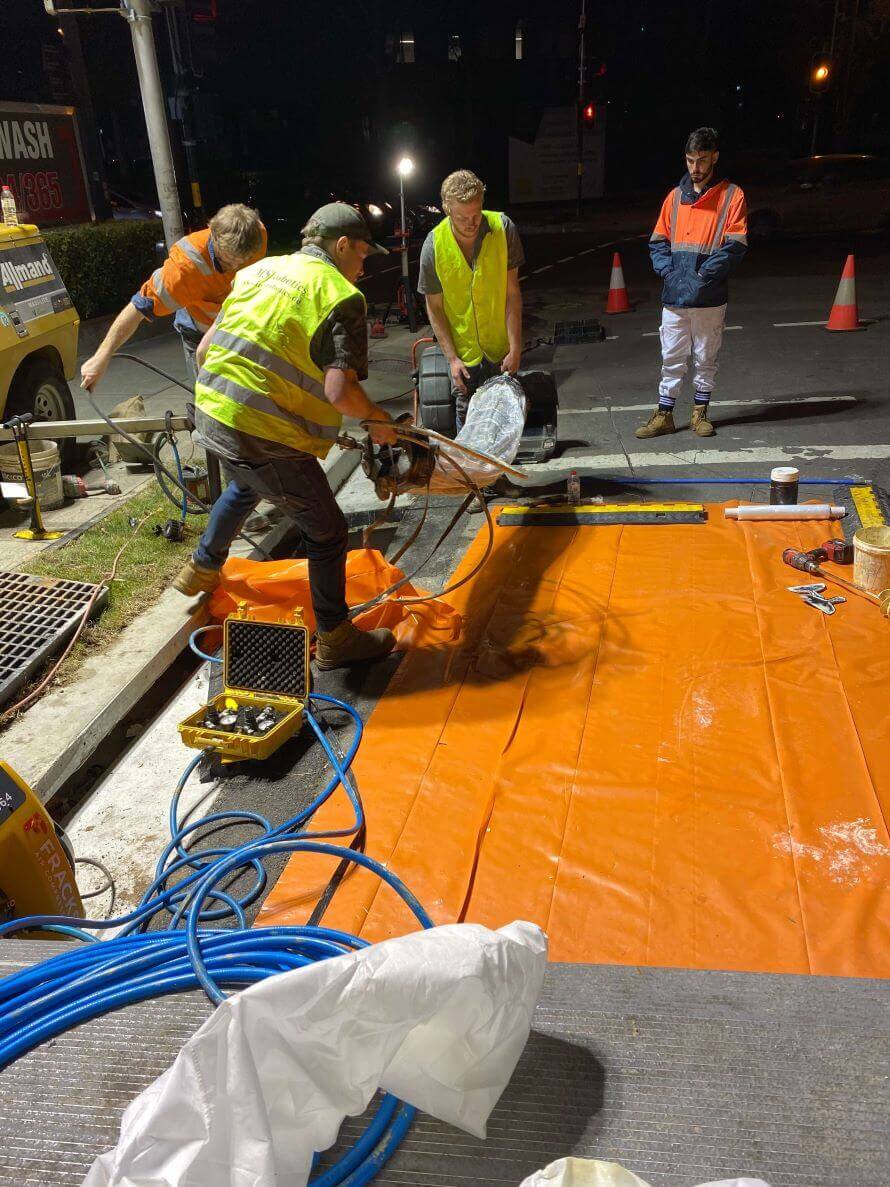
left=770, top=467, right=799, bottom=505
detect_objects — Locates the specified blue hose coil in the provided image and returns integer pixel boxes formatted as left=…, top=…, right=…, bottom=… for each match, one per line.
left=0, top=690, right=427, bottom=1184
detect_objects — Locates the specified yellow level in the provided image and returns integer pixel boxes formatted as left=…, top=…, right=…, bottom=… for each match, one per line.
left=851, top=486, right=886, bottom=529
left=499, top=502, right=705, bottom=517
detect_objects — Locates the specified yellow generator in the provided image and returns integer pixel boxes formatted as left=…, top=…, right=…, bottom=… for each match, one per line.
left=0, top=222, right=79, bottom=458
left=0, top=761, right=83, bottom=932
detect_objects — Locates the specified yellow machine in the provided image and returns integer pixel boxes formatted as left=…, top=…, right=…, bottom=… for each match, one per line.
left=0, top=761, right=83, bottom=932
left=0, top=222, right=79, bottom=435
left=179, top=607, right=310, bottom=763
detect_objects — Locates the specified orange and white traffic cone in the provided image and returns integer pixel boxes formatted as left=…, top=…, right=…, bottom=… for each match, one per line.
left=825, top=254, right=864, bottom=332
left=605, top=252, right=631, bottom=314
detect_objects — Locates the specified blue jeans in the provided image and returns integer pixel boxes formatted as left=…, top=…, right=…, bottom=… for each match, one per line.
left=193, top=454, right=349, bottom=632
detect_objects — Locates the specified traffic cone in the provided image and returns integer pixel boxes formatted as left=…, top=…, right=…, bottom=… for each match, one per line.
left=825, top=254, right=864, bottom=331
left=370, top=317, right=387, bottom=339
left=605, top=252, right=631, bottom=314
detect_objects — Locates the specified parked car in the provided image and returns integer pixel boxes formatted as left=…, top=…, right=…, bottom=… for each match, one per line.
left=746, top=154, right=890, bottom=238
left=108, top=189, right=162, bottom=221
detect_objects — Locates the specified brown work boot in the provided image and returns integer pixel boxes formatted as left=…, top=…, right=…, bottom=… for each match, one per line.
left=314, top=619, right=396, bottom=670
left=635, top=408, right=676, bottom=439
left=691, top=404, right=716, bottom=437
left=173, top=557, right=221, bottom=597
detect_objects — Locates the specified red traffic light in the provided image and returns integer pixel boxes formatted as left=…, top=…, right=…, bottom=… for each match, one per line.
left=582, top=102, right=596, bottom=125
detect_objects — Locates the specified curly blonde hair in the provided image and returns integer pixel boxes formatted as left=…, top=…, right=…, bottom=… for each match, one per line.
left=440, top=169, right=485, bottom=211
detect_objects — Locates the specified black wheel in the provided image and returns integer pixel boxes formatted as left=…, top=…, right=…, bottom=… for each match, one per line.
left=7, top=357, right=77, bottom=467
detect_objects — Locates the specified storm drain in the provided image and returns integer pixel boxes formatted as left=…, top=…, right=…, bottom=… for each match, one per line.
left=553, top=318, right=606, bottom=345
left=0, top=571, right=108, bottom=709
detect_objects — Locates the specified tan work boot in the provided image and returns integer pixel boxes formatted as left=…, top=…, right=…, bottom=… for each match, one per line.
left=173, top=557, right=221, bottom=597
left=635, top=408, right=676, bottom=439
left=315, top=619, right=396, bottom=670
left=691, top=404, right=716, bottom=437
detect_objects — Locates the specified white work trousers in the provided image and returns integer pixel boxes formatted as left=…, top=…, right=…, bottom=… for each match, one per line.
left=658, top=303, right=727, bottom=402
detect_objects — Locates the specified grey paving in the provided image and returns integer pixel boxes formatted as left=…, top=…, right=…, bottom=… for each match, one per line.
left=0, top=942, right=886, bottom=1186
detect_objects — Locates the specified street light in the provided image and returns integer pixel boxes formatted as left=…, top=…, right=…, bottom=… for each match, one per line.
left=396, top=156, right=417, bottom=332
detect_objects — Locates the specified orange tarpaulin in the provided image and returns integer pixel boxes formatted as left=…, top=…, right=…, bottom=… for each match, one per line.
left=258, top=506, right=890, bottom=977
left=208, top=549, right=462, bottom=648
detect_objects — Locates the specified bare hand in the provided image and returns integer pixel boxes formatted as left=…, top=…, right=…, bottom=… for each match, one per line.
left=80, top=352, right=108, bottom=392
left=501, top=348, right=522, bottom=375
left=367, top=416, right=398, bottom=447
left=449, top=356, right=471, bottom=394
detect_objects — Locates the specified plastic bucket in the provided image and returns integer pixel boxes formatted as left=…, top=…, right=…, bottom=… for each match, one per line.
left=853, top=526, right=890, bottom=594
left=0, top=439, right=64, bottom=511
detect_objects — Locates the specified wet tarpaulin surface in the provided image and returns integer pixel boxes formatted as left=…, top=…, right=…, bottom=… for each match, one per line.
left=1, top=941, right=887, bottom=1186
left=260, top=505, right=890, bottom=977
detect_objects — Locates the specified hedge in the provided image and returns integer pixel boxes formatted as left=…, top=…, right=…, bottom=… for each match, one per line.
left=43, top=220, right=164, bottom=321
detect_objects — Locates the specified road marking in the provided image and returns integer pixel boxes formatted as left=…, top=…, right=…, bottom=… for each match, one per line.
left=532, top=264, right=553, bottom=274
left=522, top=442, right=890, bottom=475
left=774, top=320, right=827, bottom=327
left=556, top=256, right=575, bottom=264
left=641, top=324, right=744, bottom=337
left=558, top=394, right=857, bottom=415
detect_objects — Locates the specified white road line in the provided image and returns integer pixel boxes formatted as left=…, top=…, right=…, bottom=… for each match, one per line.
left=579, top=247, right=599, bottom=255
left=556, top=256, right=575, bottom=264
left=724, top=325, right=744, bottom=331
left=641, top=324, right=744, bottom=337
left=773, top=320, right=827, bottom=327
left=532, top=264, right=553, bottom=274
left=559, top=394, right=857, bottom=415
left=522, top=442, right=890, bottom=475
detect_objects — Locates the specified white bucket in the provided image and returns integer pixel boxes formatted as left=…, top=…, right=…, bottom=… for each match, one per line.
left=853, top=526, right=890, bottom=595
left=0, top=439, right=64, bottom=511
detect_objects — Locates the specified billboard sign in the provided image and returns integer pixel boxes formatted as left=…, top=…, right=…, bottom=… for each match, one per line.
left=0, top=102, right=92, bottom=226
left=509, top=105, right=605, bottom=204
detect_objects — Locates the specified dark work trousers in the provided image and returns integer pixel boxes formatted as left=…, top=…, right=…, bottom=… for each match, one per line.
left=193, top=452, right=349, bottom=632
left=452, top=357, right=500, bottom=434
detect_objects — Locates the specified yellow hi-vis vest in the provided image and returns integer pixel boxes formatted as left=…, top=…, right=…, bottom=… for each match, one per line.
left=195, top=252, right=364, bottom=459
left=432, top=211, right=509, bottom=366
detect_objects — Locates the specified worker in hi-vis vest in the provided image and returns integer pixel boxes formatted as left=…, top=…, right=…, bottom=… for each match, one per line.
left=175, top=203, right=399, bottom=671
left=81, top=205, right=267, bottom=388
left=638, top=126, right=748, bottom=440
left=418, top=169, right=524, bottom=433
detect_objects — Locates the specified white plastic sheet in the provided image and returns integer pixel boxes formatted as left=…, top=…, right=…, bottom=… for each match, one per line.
left=82, top=920, right=547, bottom=1187
left=429, top=373, right=527, bottom=493
left=519, top=1160, right=771, bottom=1187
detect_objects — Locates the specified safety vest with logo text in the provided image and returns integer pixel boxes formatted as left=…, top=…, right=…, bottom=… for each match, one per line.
left=194, top=252, right=362, bottom=459
left=433, top=211, right=509, bottom=366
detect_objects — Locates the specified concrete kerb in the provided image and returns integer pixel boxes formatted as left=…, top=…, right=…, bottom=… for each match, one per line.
left=5, top=442, right=363, bottom=805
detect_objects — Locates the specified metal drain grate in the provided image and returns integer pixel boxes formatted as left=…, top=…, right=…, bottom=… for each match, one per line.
left=553, top=318, right=606, bottom=345
left=0, top=571, right=107, bottom=709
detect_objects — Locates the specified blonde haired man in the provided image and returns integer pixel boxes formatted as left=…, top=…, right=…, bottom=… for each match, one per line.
left=418, top=170, right=524, bottom=432
left=81, top=204, right=267, bottom=389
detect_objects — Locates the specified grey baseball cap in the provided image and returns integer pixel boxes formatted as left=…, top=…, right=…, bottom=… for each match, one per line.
left=307, top=202, right=389, bottom=255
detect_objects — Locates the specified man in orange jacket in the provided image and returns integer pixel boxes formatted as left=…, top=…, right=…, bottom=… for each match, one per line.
left=81, top=204, right=266, bottom=391
left=637, top=127, right=747, bottom=439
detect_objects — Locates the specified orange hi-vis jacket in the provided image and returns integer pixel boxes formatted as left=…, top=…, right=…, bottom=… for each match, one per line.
left=649, top=175, right=747, bottom=308
left=131, top=226, right=267, bottom=342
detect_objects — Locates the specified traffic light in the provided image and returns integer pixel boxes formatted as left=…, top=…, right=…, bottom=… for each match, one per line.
left=809, top=54, right=832, bottom=93
left=582, top=102, right=596, bottom=126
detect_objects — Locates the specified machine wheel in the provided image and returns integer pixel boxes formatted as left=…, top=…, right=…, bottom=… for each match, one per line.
left=6, top=357, right=77, bottom=467
left=416, top=343, right=456, bottom=437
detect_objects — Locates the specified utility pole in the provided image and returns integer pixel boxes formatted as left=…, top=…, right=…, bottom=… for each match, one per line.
left=124, top=0, right=183, bottom=248
left=576, top=0, right=587, bottom=218
left=44, top=0, right=184, bottom=248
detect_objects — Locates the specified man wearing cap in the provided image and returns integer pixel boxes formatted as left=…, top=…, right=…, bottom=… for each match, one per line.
left=173, top=203, right=399, bottom=670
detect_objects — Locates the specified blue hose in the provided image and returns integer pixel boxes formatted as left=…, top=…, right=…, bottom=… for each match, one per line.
left=0, top=691, right=426, bottom=1183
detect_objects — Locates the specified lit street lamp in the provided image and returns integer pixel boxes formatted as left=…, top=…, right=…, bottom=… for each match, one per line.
left=396, top=156, right=417, bottom=333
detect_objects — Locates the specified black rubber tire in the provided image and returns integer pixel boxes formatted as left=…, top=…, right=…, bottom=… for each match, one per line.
left=6, top=357, right=77, bottom=468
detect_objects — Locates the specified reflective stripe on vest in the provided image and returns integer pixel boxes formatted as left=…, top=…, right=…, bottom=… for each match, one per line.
left=195, top=253, right=362, bottom=460
left=709, top=184, right=738, bottom=251
left=433, top=211, right=509, bottom=366
left=175, top=235, right=214, bottom=276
